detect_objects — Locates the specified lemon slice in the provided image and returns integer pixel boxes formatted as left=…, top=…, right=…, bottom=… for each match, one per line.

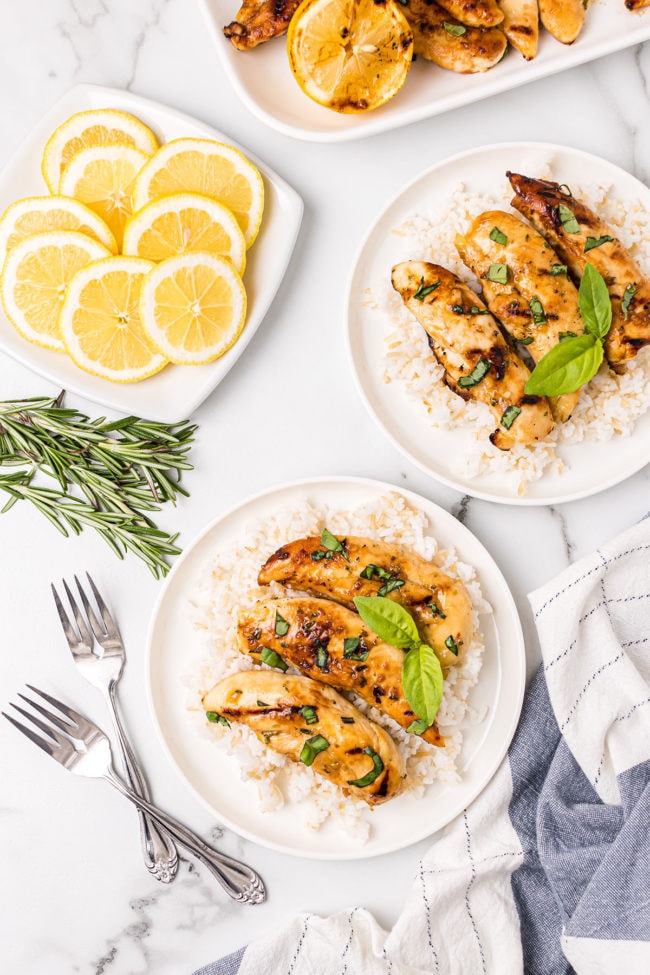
left=122, top=192, right=246, bottom=273
left=1, top=230, right=111, bottom=351
left=59, top=145, right=150, bottom=249
left=60, top=256, right=168, bottom=383
left=287, top=0, right=413, bottom=113
left=132, top=139, right=264, bottom=248
left=0, top=196, right=117, bottom=268
left=139, top=252, right=247, bottom=365
left=42, top=108, right=158, bottom=193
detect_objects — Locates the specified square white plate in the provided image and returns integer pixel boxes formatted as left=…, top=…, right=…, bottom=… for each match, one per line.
left=0, top=84, right=303, bottom=422
left=199, top=0, right=650, bottom=142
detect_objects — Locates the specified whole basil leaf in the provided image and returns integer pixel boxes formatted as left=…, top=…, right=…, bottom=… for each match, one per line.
left=579, top=263, right=612, bottom=339
left=402, top=643, right=444, bottom=725
left=353, top=595, right=419, bottom=649
left=525, top=334, right=603, bottom=396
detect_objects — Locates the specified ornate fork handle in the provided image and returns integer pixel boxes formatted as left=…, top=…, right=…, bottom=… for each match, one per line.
left=105, top=684, right=178, bottom=883
left=105, top=768, right=265, bottom=905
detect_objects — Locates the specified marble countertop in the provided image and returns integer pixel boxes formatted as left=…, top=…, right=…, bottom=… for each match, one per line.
left=0, top=3, right=648, bottom=973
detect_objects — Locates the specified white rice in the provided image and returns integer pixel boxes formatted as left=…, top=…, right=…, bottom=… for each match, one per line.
left=378, top=168, right=650, bottom=492
left=184, top=491, right=491, bottom=840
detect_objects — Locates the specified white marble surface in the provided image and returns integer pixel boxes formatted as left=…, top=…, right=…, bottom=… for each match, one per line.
left=0, top=3, right=648, bottom=973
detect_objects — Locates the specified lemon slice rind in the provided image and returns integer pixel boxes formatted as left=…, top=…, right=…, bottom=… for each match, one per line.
left=42, top=108, right=159, bottom=193
left=122, top=191, right=247, bottom=274
left=0, top=195, right=118, bottom=265
left=59, top=255, right=168, bottom=383
left=1, top=230, right=111, bottom=351
left=139, top=251, right=247, bottom=365
left=132, top=138, right=264, bottom=248
left=59, top=144, right=151, bottom=250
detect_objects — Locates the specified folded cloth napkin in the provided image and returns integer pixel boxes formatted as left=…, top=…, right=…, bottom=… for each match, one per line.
left=194, top=518, right=650, bottom=975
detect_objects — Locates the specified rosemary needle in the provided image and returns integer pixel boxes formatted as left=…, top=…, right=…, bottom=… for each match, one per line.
left=0, top=395, right=196, bottom=578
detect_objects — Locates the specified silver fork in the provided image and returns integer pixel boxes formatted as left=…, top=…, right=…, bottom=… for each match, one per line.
left=51, top=574, right=178, bottom=883
left=3, top=686, right=266, bottom=905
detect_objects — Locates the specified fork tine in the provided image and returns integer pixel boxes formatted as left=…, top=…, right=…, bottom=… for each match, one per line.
left=25, top=684, right=89, bottom=730
left=62, top=579, right=93, bottom=646
left=16, top=692, right=75, bottom=734
left=74, top=575, right=108, bottom=644
left=51, top=583, right=83, bottom=648
left=9, top=700, right=70, bottom=747
left=2, top=710, right=58, bottom=757
left=84, top=573, right=121, bottom=641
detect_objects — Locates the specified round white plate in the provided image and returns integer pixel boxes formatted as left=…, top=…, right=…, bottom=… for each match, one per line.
left=346, top=142, right=650, bottom=505
left=0, top=83, right=303, bottom=424
left=198, top=0, right=650, bottom=143
left=146, top=476, right=525, bottom=860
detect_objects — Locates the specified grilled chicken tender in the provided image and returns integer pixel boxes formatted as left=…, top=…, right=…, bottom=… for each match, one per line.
left=498, top=0, right=538, bottom=60
left=238, top=597, right=445, bottom=746
left=456, top=209, right=583, bottom=422
left=391, top=261, right=554, bottom=449
left=435, top=0, right=503, bottom=27
left=202, top=672, right=405, bottom=804
left=537, top=0, right=585, bottom=44
left=223, top=0, right=300, bottom=49
left=508, top=172, right=650, bottom=369
left=403, top=0, right=507, bottom=73
left=258, top=534, right=474, bottom=663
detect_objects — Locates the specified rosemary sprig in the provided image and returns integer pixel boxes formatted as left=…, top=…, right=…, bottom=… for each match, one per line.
left=0, top=395, right=197, bottom=578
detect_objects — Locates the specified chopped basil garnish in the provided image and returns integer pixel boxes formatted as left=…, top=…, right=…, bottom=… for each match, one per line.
left=529, top=297, right=546, bottom=325
left=413, top=279, right=440, bottom=301
left=558, top=184, right=573, bottom=196
left=206, top=711, right=230, bottom=727
left=316, top=642, right=329, bottom=669
left=489, top=226, right=508, bottom=245
left=550, top=264, right=568, bottom=276
left=320, top=528, right=348, bottom=560
left=520, top=336, right=534, bottom=345
left=500, top=405, right=522, bottom=430
left=260, top=646, right=288, bottom=672
left=559, top=331, right=577, bottom=341
left=343, top=636, right=369, bottom=661
left=444, top=635, right=459, bottom=656
left=311, top=549, right=331, bottom=561
left=378, top=578, right=405, bottom=596
left=443, top=20, right=466, bottom=35
left=256, top=700, right=269, bottom=707
left=487, top=263, right=508, bottom=284
left=300, top=734, right=330, bottom=766
left=407, top=718, right=430, bottom=735
left=300, top=705, right=318, bottom=725
left=622, top=283, right=637, bottom=320
left=457, top=358, right=492, bottom=389
left=341, top=716, right=355, bottom=724
left=558, top=203, right=580, bottom=234
left=274, top=611, right=289, bottom=637
left=451, top=304, right=464, bottom=314
left=360, top=563, right=393, bottom=581
left=470, top=306, right=489, bottom=315
left=584, top=235, right=615, bottom=252
left=347, top=747, right=385, bottom=788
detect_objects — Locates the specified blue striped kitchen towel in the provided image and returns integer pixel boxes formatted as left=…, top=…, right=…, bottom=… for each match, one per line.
left=194, top=517, right=650, bottom=975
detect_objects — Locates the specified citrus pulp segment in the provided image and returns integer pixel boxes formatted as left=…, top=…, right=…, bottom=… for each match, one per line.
left=122, top=192, right=246, bottom=274
left=59, top=145, right=150, bottom=249
left=139, top=252, right=247, bottom=365
left=0, top=230, right=111, bottom=351
left=0, top=196, right=117, bottom=266
left=131, top=139, right=264, bottom=248
left=287, top=0, right=413, bottom=113
left=59, top=256, right=168, bottom=383
left=41, top=108, right=159, bottom=193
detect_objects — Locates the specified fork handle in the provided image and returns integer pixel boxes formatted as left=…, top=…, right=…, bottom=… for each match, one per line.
left=105, top=685, right=179, bottom=883
left=104, top=770, right=266, bottom=905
